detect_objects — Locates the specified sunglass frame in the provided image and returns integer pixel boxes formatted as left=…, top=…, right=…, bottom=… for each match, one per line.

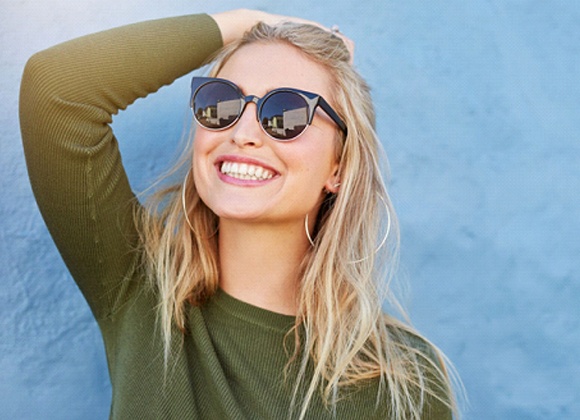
left=190, top=76, right=347, bottom=141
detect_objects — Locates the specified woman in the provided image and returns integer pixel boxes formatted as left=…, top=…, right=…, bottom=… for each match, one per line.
left=20, top=9, right=458, bottom=419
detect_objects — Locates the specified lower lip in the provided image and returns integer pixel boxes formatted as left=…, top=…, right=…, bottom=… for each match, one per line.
left=216, top=166, right=278, bottom=186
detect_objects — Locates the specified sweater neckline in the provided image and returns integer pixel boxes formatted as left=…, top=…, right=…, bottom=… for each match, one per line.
left=208, top=288, right=296, bottom=333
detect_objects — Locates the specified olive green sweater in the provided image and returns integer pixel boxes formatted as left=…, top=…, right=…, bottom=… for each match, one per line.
left=20, top=14, right=451, bottom=419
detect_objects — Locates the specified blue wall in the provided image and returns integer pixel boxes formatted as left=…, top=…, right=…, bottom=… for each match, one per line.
left=2, top=1, right=579, bottom=418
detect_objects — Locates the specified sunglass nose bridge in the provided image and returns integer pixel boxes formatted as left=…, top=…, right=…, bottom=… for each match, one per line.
left=242, top=95, right=260, bottom=105
left=238, top=95, right=261, bottom=119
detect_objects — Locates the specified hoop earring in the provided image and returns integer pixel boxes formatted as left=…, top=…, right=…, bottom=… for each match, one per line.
left=348, top=198, right=391, bottom=264
left=305, top=214, right=315, bottom=247
left=304, top=195, right=392, bottom=264
left=182, top=169, right=196, bottom=233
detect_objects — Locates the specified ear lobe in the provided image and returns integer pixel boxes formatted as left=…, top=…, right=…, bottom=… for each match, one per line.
left=324, top=177, right=341, bottom=194
left=323, top=163, right=341, bottom=194
left=323, top=162, right=341, bottom=194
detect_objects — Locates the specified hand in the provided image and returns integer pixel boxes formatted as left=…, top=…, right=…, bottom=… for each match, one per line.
left=210, top=9, right=354, bottom=62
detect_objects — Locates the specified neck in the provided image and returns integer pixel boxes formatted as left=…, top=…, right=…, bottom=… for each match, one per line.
left=218, top=219, right=310, bottom=316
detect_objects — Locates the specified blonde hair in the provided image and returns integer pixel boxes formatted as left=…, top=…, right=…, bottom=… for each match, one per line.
left=139, top=21, right=459, bottom=419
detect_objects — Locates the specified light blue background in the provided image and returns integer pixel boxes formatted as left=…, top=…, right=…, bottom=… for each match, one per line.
left=2, top=1, right=579, bottom=419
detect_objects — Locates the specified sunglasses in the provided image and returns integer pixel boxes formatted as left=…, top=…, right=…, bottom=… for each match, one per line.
left=190, top=77, right=347, bottom=141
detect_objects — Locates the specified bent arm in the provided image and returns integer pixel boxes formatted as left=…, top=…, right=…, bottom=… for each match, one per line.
left=19, top=14, right=222, bottom=320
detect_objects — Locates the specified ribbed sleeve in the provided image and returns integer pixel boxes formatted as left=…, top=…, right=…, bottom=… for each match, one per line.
left=19, top=14, right=223, bottom=320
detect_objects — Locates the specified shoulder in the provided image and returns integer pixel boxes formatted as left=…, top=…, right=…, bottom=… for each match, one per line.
left=383, top=320, right=456, bottom=418
left=384, top=319, right=445, bottom=366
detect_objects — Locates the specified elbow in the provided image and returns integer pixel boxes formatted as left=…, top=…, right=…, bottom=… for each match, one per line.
left=20, top=51, right=52, bottom=148
left=20, top=49, right=59, bottom=108
left=21, top=41, right=85, bottom=110
left=20, top=46, right=76, bottom=145
left=19, top=46, right=78, bottom=158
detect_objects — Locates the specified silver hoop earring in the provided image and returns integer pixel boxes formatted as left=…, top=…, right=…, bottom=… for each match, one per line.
left=305, top=213, right=315, bottom=247
left=181, top=169, right=196, bottom=233
left=304, top=195, right=392, bottom=263
left=348, top=196, right=391, bottom=264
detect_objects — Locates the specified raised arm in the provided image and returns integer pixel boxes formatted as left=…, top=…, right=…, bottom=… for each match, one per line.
left=19, top=9, right=349, bottom=321
left=19, top=14, right=223, bottom=320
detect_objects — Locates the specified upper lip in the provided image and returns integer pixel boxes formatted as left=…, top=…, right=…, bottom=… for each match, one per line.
left=215, top=154, right=280, bottom=175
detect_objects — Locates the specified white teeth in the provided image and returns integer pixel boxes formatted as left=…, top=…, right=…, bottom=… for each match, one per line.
left=220, top=161, right=274, bottom=180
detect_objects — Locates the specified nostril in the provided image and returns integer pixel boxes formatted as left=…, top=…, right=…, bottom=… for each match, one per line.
left=231, top=137, right=257, bottom=147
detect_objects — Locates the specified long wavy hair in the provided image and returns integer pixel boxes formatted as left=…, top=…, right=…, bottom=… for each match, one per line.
left=139, top=21, right=459, bottom=419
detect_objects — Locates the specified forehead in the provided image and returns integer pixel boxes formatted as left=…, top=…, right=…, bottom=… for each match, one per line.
left=216, top=42, right=333, bottom=100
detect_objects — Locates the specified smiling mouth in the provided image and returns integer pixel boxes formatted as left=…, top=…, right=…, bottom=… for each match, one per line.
left=219, top=161, right=275, bottom=181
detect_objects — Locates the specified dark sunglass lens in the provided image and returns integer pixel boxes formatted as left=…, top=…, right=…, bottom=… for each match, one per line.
left=193, top=82, right=241, bottom=129
left=260, top=92, right=309, bottom=140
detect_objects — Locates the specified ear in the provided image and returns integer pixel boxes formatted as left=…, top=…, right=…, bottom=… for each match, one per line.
left=323, top=163, right=341, bottom=194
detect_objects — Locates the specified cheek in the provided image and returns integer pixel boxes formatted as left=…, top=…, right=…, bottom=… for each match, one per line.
left=192, top=129, right=209, bottom=157
left=192, top=137, right=203, bottom=175
left=307, top=133, right=339, bottom=171
left=286, top=141, right=337, bottom=188
left=192, top=128, right=221, bottom=166
left=191, top=132, right=215, bottom=192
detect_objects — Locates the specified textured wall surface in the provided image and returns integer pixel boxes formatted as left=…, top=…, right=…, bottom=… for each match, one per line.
left=2, top=1, right=579, bottom=419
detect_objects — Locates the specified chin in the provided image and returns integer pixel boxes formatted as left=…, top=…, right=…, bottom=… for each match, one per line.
left=207, top=204, right=269, bottom=222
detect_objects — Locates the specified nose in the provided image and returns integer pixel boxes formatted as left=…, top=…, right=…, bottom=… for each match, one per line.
left=231, top=97, right=265, bottom=148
